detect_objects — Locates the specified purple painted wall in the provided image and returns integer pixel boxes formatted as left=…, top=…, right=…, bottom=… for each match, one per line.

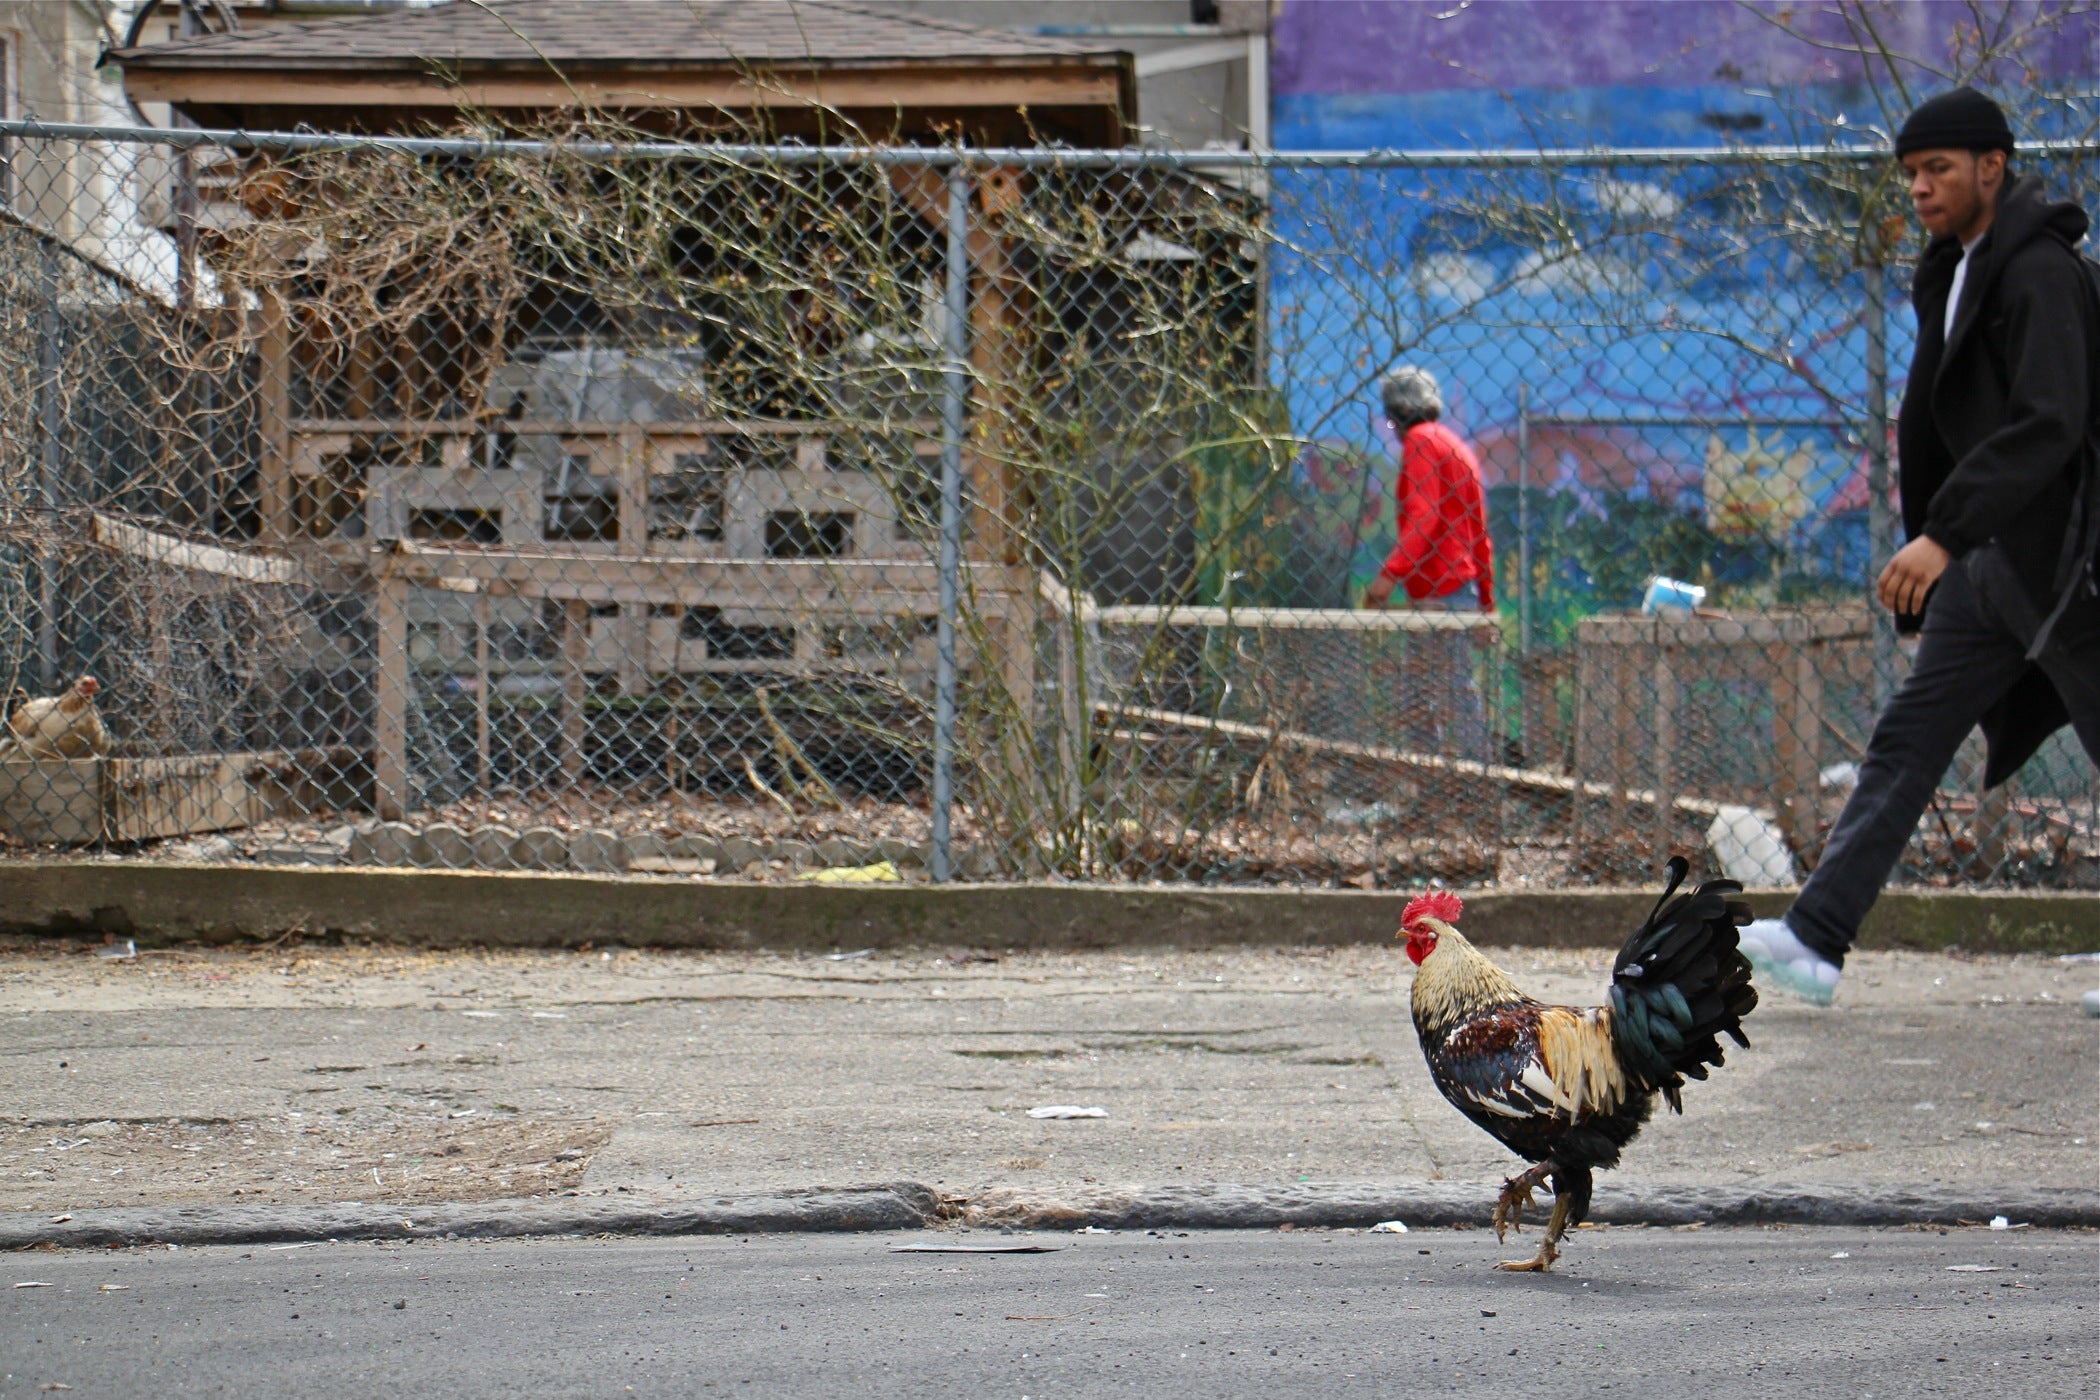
left=1271, top=1, right=2100, bottom=150
left=1274, top=0, right=2097, bottom=101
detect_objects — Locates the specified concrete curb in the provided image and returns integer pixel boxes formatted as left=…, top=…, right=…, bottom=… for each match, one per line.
left=0, top=1184, right=938, bottom=1250
left=5, top=862, right=2097, bottom=953
left=7, top=1183, right=2094, bottom=1249
left=954, top=1182, right=2100, bottom=1232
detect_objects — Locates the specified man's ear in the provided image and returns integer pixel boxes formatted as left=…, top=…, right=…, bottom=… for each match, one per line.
left=1978, top=148, right=2008, bottom=195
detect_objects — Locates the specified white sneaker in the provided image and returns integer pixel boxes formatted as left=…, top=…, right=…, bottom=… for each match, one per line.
left=1738, top=917, right=1840, bottom=1006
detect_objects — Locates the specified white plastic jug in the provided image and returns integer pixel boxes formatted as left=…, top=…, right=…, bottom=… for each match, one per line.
left=1705, top=805, right=1796, bottom=886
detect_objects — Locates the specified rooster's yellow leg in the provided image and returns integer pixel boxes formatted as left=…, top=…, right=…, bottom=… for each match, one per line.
left=1495, top=1189, right=1573, bottom=1272
left=1492, top=1164, right=1552, bottom=1242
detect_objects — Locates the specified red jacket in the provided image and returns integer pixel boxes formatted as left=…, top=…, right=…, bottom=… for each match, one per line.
left=1378, top=420, right=1495, bottom=611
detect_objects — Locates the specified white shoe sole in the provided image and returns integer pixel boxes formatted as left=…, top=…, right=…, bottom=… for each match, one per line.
left=1743, top=945, right=1836, bottom=1006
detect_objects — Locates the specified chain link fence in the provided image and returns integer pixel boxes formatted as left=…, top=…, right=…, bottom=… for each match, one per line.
left=0, top=119, right=2091, bottom=889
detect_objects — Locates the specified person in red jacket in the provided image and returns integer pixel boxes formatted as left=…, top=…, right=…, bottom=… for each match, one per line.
left=1362, top=366, right=1495, bottom=759
left=1362, top=367, right=1497, bottom=613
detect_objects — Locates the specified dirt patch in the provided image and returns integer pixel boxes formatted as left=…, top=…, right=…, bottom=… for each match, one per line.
left=0, top=1114, right=613, bottom=1215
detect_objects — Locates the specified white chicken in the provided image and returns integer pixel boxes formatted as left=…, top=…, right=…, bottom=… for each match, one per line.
left=5, top=676, right=109, bottom=759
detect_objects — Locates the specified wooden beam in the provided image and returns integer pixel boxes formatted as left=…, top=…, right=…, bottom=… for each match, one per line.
left=377, top=545, right=1009, bottom=615
left=1106, top=703, right=1762, bottom=823
left=124, top=65, right=1125, bottom=114
left=91, top=512, right=301, bottom=584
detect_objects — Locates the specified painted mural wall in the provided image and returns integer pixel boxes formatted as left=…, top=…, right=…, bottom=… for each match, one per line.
left=1263, top=1, right=2098, bottom=629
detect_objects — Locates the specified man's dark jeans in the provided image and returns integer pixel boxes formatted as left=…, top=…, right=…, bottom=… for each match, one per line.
left=1789, top=552, right=2100, bottom=966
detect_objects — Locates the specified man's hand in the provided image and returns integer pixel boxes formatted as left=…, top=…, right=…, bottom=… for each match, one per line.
left=1362, top=573, right=1399, bottom=609
left=1877, top=536, right=1952, bottom=616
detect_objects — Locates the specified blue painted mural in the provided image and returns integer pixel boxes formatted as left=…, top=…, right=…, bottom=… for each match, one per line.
left=1262, top=1, right=2099, bottom=626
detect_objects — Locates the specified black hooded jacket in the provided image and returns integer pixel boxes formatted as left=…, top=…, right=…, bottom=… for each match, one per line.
left=1894, top=172, right=2097, bottom=784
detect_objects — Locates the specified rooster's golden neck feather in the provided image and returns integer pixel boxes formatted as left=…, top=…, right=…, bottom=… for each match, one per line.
left=1409, top=919, right=1527, bottom=1040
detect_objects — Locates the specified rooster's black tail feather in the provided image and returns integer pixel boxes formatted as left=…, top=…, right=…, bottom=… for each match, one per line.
left=1607, top=856, right=1758, bottom=1111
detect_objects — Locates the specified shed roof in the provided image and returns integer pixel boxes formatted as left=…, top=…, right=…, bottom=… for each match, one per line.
left=112, top=0, right=1133, bottom=142
left=113, top=0, right=1107, bottom=71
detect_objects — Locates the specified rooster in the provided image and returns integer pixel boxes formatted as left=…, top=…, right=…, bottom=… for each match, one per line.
left=4, top=676, right=109, bottom=759
left=1404, top=858, right=1757, bottom=1272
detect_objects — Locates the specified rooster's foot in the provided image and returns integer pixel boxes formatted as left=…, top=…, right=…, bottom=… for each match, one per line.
left=1492, top=1164, right=1552, bottom=1243
left=1494, top=1240, right=1559, bottom=1273
left=1494, top=1180, right=1574, bottom=1273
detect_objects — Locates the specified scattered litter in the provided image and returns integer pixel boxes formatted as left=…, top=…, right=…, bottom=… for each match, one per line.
left=1027, top=1106, right=1107, bottom=1120
left=48, top=1215, right=71, bottom=1224
left=2057, top=952, right=2100, bottom=963
left=95, top=940, right=137, bottom=962
left=1369, top=1221, right=1409, bottom=1234
left=449, top=1109, right=476, bottom=1119
left=13, top=1281, right=54, bottom=1289
left=1988, top=1216, right=2030, bottom=1230
left=890, top=1242, right=1060, bottom=1254
left=1480, top=1309, right=1496, bottom=1318
left=266, top=1243, right=319, bottom=1252
left=1817, top=762, right=1859, bottom=791
left=804, top=862, right=902, bottom=886
left=96, top=1285, right=128, bottom=1293
left=1830, top=1252, right=1851, bottom=1259
left=530, top=1011, right=567, bottom=1019
left=37, top=1384, right=71, bottom=1392
left=460, top=1011, right=501, bottom=1019
left=824, top=948, right=876, bottom=961
left=1075, top=1226, right=1115, bottom=1235
left=1946, top=1265, right=2001, bottom=1273
left=2083, top=988, right=2100, bottom=1019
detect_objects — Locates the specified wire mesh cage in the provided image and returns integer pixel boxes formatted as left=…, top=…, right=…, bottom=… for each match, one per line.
left=0, top=119, right=2090, bottom=889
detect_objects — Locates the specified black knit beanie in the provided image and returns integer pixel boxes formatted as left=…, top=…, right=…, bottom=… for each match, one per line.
left=1894, top=87, right=2015, bottom=157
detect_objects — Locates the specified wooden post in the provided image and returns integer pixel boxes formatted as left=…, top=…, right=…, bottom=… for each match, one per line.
left=256, top=293, right=293, bottom=544
left=1770, top=639, right=1823, bottom=851
left=1608, top=643, right=1638, bottom=845
left=614, top=606, right=648, bottom=697
left=1056, top=608, right=1082, bottom=813
left=1973, top=769, right=2008, bottom=876
left=473, top=590, right=492, bottom=792
left=1651, top=643, right=1677, bottom=853
left=372, top=574, right=410, bottom=821
left=561, top=598, right=589, bottom=785
left=615, top=428, right=647, bottom=549
left=1571, top=639, right=1596, bottom=855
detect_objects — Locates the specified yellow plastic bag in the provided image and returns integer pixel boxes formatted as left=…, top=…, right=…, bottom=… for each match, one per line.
left=799, top=860, right=902, bottom=885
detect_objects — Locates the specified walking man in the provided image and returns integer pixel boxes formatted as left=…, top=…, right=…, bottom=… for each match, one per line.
left=1362, top=366, right=1496, bottom=757
left=1742, top=87, right=2100, bottom=1002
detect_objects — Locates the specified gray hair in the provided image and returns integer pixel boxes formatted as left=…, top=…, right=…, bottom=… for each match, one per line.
left=1379, top=366, right=1443, bottom=422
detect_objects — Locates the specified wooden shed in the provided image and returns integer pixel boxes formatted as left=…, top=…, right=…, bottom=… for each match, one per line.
left=96, top=1, right=1141, bottom=823
left=110, top=0, right=1136, bottom=144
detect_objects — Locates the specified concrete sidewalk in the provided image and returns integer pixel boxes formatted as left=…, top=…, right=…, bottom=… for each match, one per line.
left=1, top=937, right=2094, bottom=1243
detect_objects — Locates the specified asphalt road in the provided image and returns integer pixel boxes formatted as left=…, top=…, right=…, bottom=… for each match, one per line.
left=2, top=1227, right=2090, bottom=1398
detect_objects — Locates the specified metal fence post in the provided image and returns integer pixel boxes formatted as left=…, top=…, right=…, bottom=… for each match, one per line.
left=1863, top=260, right=1896, bottom=709
left=931, top=164, right=970, bottom=883
left=34, top=239, right=60, bottom=691
left=1515, top=383, right=1531, bottom=661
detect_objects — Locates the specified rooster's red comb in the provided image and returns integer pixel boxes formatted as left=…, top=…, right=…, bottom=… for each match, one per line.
left=1401, top=890, right=1463, bottom=928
